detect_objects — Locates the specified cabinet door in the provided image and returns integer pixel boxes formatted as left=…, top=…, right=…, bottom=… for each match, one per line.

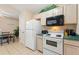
left=64, top=4, right=77, bottom=24
left=76, top=5, right=79, bottom=34
left=64, top=44, right=79, bottom=55
left=55, top=7, right=63, bottom=16
left=41, top=12, right=47, bottom=25
left=37, top=36, right=43, bottom=52
left=46, top=9, right=54, bottom=17
left=41, top=17, right=46, bottom=25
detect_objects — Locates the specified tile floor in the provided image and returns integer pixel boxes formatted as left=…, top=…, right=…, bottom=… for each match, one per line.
left=0, top=41, right=42, bottom=55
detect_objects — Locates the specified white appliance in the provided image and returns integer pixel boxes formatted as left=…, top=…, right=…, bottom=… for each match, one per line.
left=43, top=32, right=64, bottom=55
left=25, top=20, right=42, bottom=50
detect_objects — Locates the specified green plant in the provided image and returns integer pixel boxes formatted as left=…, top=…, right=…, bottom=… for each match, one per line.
left=39, top=4, right=58, bottom=13
left=14, top=27, right=19, bottom=37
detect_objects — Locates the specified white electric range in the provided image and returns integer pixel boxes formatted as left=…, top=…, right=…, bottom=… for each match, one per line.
left=43, top=32, right=64, bottom=55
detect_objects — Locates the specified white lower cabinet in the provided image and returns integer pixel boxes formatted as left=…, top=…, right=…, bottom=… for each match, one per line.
left=64, top=40, right=79, bottom=55
left=64, top=44, right=79, bottom=55
left=36, top=36, right=43, bottom=52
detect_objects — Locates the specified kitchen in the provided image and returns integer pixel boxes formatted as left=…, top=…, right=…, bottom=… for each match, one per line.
left=19, top=4, right=79, bottom=55
left=0, top=0, right=79, bottom=59
left=0, top=4, right=79, bottom=55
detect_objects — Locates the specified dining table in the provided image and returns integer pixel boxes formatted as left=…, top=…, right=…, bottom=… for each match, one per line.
left=0, top=32, right=15, bottom=45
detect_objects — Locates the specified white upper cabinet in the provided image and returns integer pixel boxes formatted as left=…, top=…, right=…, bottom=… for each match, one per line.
left=42, top=7, right=64, bottom=17
left=34, top=5, right=77, bottom=25
left=40, top=12, right=47, bottom=25
left=52, top=7, right=64, bottom=16
left=64, top=4, right=77, bottom=24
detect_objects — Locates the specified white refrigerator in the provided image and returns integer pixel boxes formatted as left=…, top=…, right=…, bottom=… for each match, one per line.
left=25, top=20, right=42, bottom=50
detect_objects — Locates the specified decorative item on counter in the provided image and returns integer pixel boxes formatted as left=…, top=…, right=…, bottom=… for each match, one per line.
left=70, top=30, right=76, bottom=36
left=64, top=31, right=68, bottom=36
left=42, top=30, right=48, bottom=34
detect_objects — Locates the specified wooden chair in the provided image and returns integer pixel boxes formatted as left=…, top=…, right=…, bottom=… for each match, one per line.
left=9, top=34, right=15, bottom=42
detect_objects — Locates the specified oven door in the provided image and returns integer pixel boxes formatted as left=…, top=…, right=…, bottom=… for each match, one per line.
left=43, top=37, right=64, bottom=54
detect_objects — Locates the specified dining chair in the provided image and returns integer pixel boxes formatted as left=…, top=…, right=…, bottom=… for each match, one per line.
left=0, top=32, right=10, bottom=45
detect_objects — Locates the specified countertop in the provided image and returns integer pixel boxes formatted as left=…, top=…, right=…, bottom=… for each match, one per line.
left=37, top=34, right=79, bottom=41
left=37, top=34, right=43, bottom=36
left=64, top=35, right=79, bottom=41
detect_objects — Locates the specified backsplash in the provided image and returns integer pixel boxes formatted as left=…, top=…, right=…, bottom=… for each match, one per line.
left=42, top=24, right=77, bottom=32
left=64, top=24, right=77, bottom=32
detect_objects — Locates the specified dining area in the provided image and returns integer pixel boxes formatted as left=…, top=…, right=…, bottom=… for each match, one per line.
left=0, top=32, right=15, bottom=46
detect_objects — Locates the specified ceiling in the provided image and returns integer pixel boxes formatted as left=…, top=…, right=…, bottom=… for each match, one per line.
left=11, top=4, right=49, bottom=14
left=0, top=4, right=49, bottom=18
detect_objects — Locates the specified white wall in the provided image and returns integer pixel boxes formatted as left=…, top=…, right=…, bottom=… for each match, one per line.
left=20, top=10, right=33, bottom=20
left=0, top=16, right=19, bottom=33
